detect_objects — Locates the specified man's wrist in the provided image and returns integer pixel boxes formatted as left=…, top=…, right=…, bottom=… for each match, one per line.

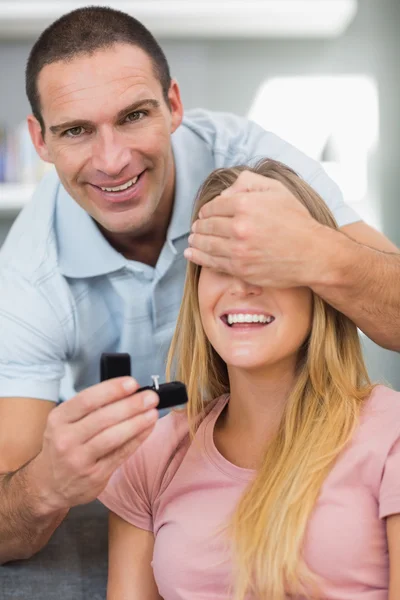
left=0, top=460, right=69, bottom=562
left=305, top=224, right=359, bottom=291
left=22, top=454, right=69, bottom=520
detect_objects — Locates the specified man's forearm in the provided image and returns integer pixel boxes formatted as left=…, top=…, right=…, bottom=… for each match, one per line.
left=0, top=458, right=68, bottom=564
left=310, top=227, right=400, bottom=352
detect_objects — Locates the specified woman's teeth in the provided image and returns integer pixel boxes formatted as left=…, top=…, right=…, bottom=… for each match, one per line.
left=100, top=175, right=138, bottom=192
left=227, top=314, right=274, bottom=325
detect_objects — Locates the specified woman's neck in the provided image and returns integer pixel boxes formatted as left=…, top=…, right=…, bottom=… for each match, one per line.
left=219, top=361, right=297, bottom=447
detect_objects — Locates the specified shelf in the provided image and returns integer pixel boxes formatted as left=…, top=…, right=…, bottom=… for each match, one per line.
left=0, top=183, right=35, bottom=215
left=0, top=1, right=358, bottom=39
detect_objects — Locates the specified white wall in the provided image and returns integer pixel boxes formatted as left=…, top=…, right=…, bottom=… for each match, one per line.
left=0, top=0, right=399, bottom=386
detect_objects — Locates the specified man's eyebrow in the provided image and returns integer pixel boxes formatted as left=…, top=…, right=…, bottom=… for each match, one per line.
left=116, top=98, right=160, bottom=120
left=49, top=119, right=92, bottom=135
left=49, top=98, right=161, bottom=135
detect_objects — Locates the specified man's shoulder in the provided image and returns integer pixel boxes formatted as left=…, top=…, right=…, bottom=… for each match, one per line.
left=180, top=108, right=287, bottom=167
left=0, top=169, right=60, bottom=283
left=181, top=108, right=258, bottom=156
left=182, top=108, right=250, bottom=137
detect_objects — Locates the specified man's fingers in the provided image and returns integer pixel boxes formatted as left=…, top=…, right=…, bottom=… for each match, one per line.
left=73, top=389, right=159, bottom=444
left=96, top=422, right=156, bottom=480
left=198, top=195, right=236, bottom=219
left=59, top=377, right=141, bottom=423
left=198, top=180, right=274, bottom=220
left=188, top=232, right=231, bottom=258
left=228, top=170, right=274, bottom=193
left=191, top=216, right=231, bottom=237
left=184, top=246, right=232, bottom=272
left=86, top=407, right=159, bottom=463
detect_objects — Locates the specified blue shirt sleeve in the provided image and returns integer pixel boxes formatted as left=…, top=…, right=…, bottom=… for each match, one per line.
left=0, top=268, right=67, bottom=401
left=243, top=119, right=362, bottom=228
left=184, top=110, right=361, bottom=228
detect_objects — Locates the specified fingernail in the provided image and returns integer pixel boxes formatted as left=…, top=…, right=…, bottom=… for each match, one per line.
left=184, top=248, right=192, bottom=259
left=188, top=234, right=194, bottom=244
left=143, top=393, right=158, bottom=408
left=145, top=408, right=158, bottom=421
left=122, top=378, right=137, bottom=392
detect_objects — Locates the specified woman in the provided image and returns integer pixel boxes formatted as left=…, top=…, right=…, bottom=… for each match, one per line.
left=99, top=159, right=400, bottom=599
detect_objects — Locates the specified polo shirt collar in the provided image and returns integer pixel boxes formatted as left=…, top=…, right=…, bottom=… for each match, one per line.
left=167, top=120, right=214, bottom=242
left=56, top=184, right=126, bottom=278
left=56, top=118, right=213, bottom=278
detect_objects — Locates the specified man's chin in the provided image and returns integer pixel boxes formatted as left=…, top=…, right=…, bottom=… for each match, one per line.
left=95, top=214, right=151, bottom=238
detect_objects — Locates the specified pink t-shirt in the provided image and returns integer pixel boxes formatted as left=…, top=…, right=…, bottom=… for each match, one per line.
left=98, top=385, right=400, bottom=599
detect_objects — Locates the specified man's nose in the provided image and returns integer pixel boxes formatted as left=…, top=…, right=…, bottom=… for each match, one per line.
left=91, top=130, right=131, bottom=176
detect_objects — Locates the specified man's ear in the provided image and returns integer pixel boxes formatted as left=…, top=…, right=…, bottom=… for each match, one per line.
left=27, top=114, right=53, bottom=164
left=168, top=79, right=184, bottom=134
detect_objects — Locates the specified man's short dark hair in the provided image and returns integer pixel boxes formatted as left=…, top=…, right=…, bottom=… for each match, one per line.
left=25, top=5, right=172, bottom=133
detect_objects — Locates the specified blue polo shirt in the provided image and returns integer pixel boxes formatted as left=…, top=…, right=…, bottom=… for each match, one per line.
left=0, top=109, right=360, bottom=402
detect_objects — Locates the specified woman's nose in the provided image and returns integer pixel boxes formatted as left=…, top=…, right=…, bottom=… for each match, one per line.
left=229, top=278, right=262, bottom=296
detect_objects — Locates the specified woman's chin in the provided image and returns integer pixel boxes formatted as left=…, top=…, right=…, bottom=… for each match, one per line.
left=222, top=350, right=272, bottom=371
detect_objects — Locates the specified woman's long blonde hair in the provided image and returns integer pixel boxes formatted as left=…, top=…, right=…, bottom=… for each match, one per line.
left=166, top=159, right=375, bottom=599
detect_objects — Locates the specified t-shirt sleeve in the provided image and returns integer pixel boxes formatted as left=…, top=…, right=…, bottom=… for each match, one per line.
left=98, top=411, right=188, bottom=531
left=379, top=436, right=400, bottom=519
left=0, top=269, right=67, bottom=401
left=99, top=444, right=154, bottom=531
left=244, top=119, right=362, bottom=228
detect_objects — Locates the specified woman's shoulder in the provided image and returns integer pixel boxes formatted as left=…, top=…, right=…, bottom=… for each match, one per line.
left=363, top=384, right=400, bottom=417
left=356, top=384, right=400, bottom=447
left=360, top=386, right=400, bottom=518
left=147, top=394, right=227, bottom=448
left=140, top=406, right=191, bottom=463
left=131, top=396, right=226, bottom=488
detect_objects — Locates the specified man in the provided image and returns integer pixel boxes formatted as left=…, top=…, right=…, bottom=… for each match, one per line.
left=0, top=5, right=398, bottom=567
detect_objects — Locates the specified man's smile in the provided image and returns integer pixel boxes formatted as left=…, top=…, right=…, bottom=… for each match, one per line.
left=88, top=170, right=146, bottom=205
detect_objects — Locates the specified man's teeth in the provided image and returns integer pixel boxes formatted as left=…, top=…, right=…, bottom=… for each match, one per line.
left=227, top=314, right=274, bottom=325
left=101, top=176, right=138, bottom=192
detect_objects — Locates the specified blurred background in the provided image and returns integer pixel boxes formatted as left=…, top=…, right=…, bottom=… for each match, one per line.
left=0, top=0, right=399, bottom=387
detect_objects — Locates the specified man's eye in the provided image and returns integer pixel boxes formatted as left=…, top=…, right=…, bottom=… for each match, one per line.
left=125, top=111, right=146, bottom=123
left=64, top=126, right=85, bottom=138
